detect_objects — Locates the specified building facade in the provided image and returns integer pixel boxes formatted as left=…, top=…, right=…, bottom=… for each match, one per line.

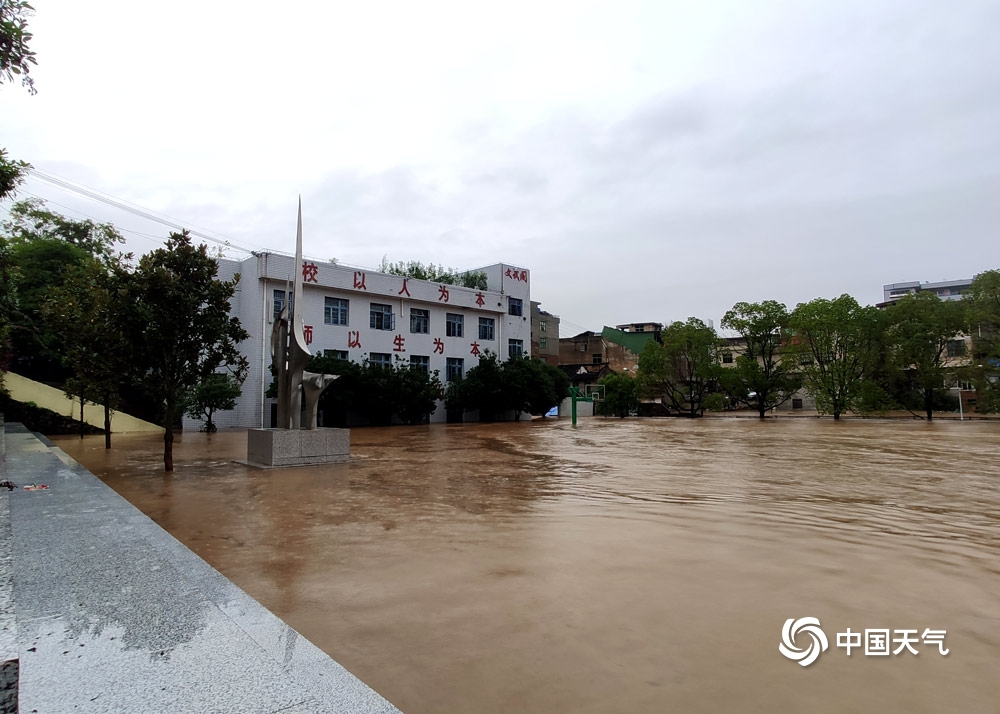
left=530, top=301, right=560, bottom=363
left=882, top=279, right=972, bottom=304
left=189, top=254, right=531, bottom=430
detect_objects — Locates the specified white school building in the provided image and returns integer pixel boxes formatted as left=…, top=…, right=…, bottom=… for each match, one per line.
left=185, top=253, right=532, bottom=430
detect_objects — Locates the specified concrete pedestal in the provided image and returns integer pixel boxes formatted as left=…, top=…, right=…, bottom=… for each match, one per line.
left=246, top=428, right=350, bottom=468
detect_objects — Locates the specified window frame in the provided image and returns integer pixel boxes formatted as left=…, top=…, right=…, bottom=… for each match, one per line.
left=478, top=316, right=495, bottom=341
left=446, top=357, right=464, bottom=382
left=324, top=296, right=349, bottom=326
left=446, top=313, right=464, bottom=338
left=369, top=303, right=395, bottom=331
left=508, top=339, right=524, bottom=359
left=369, top=352, right=392, bottom=368
left=409, top=355, right=430, bottom=372
left=508, top=297, right=523, bottom=316
left=410, top=307, right=430, bottom=334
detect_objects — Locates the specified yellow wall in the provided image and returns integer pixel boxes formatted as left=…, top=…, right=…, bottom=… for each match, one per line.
left=4, top=372, right=163, bottom=433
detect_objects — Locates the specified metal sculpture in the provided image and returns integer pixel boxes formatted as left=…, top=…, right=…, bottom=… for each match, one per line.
left=271, top=199, right=337, bottom=429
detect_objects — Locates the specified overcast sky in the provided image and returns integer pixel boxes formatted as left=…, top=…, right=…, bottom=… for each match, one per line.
left=2, top=0, right=998, bottom=335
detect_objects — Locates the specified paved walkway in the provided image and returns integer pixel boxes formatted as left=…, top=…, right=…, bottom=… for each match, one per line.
left=0, top=424, right=402, bottom=713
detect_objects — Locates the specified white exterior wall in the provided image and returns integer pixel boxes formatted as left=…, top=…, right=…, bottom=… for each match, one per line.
left=185, top=254, right=532, bottom=430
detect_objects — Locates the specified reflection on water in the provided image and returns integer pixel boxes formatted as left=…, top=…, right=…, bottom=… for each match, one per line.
left=56, top=419, right=1000, bottom=713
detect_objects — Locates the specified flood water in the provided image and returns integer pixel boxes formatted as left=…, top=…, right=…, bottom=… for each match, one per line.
left=55, top=418, right=1000, bottom=713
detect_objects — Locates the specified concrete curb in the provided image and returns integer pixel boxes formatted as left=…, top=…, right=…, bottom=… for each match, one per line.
left=3, top=424, right=401, bottom=714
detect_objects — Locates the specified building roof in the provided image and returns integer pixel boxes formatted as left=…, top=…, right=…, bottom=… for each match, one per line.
left=601, top=326, right=657, bottom=355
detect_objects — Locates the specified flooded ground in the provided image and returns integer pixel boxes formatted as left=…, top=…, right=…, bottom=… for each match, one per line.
left=55, top=418, right=1000, bottom=713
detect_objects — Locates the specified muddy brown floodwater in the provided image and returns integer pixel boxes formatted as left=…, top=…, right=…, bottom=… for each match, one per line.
left=55, top=418, right=1000, bottom=713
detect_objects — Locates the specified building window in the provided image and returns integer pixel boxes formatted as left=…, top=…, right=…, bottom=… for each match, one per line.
left=369, top=352, right=392, bottom=368
left=446, top=313, right=464, bottom=338
left=509, top=298, right=523, bottom=316
left=722, top=352, right=733, bottom=364
left=370, top=303, right=395, bottom=331
left=479, top=317, right=495, bottom=341
left=323, top=349, right=349, bottom=360
left=539, top=320, right=546, bottom=332
left=446, top=357, right=464, bottom=382
left=324, top=297, right=349, bottom=326
left=410, top=355, right=430, bottom=372
left=508, top=339, right=523, bottom=358
left=410, top=308, right=429, bottom=334
left=947, top=340, right=966, bottom=357
left=792, top=398, right=803, bottom=409
left=799, top=353, right=814, bottom=366
left=539, top=337, right=547, bottom=349
left=273, top=289, right=286, bottom=321
left=592, top=353, right=602, bottom=364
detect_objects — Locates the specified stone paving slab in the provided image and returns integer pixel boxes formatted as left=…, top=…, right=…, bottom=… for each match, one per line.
left=1, top=426, right=402, bottom=714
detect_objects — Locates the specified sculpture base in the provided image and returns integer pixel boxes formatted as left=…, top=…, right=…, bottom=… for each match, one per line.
left=246, top=428, right=350, bottom=468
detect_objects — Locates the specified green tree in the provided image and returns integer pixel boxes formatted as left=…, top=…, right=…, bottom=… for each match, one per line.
left=0, top=147, right=28, bottom=199
left=393, top=361, right=444, bottom=425
left=3, top=200, right=127, bottom=380
left=789, top=295, right=886, bottom=420
left=965, top=269, right=1000, bottom=413
left=637, top=318, right=721, bottom=417
left=380, top=258, right=488, bottom=290
left=184, top=373, right=242, bottom=433
left=7, top=236, right=89, bottom=379
left=128, top=231, right=249, bottom=471
left=1, top=1, right=37, bottom=217
left=502, top=356, right=567, bottom=419
left=0, top=235, right=15, bottom=392
left=596, top=372, right=638, bottom=418
left=5, top=198, right=125, bottom=261
left=446, top=351, right=506, bottom=421
left=884, top=292, right=968, bottom=420
left=1, top=0, right=36, bottom=93
left=42, top=256, right=132, bottom=446
left=720, top=300, right=800, bottom=417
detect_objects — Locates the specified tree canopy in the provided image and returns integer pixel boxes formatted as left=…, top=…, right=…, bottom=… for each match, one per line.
left=720, top=300, right=799, bottom=417
left=128, top=231, right=249, bottom=470
left=884, top=292, right=967, bottom=420
left=789, top=295, right=886, bottom=419
left=637, top=318, right=721, bottom=417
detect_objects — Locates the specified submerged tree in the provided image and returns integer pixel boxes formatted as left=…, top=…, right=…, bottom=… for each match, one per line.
left=129, top=231, right=248, bottom=471
left=596, top=372, right=638, bottom=418
left=789, top=295, right=885, bottom=419
left=720, top=300, right=800, bottom=417
left=184, top=373, right=242, bottom=433
left=884, top=292, right=968, bottom=420
left=43, top=255, right=132, bottom=446
left=637, top=318, right=721, bottom=417
left=966, top=269, right=1000, bottom=413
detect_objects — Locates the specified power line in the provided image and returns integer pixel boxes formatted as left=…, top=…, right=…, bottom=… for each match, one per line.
left=26, top=168, right=260, bottom=254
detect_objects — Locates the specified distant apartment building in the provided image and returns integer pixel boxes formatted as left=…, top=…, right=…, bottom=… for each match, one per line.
left=615, top=321, right=663, bottom=335
left=188, top=254, right=532, bottom=430
left=530, top=301, right=560, bottom=363
left=882, top=279, right=972, bottom=304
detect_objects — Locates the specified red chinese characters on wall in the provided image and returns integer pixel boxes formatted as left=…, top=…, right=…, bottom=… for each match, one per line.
left=348, top=331, right=362, bottom=348
left=303, top=325, right=313, bottom=345
left=470, top=341, right=481, bottom=356
left=353, top=271, right=367, bottom=290
left=438, top=285, right=450, bottom=302
left=398, top=278, right=410, bottom=297
left=504, top=267, right=528, bottom=282
left=475, top=291, right=485, bottom=307
left=302, top=262, right=319, bottom=283
left=393, top=334, right=406, bottom=352
left=433, top=338, right=445, bottom=354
